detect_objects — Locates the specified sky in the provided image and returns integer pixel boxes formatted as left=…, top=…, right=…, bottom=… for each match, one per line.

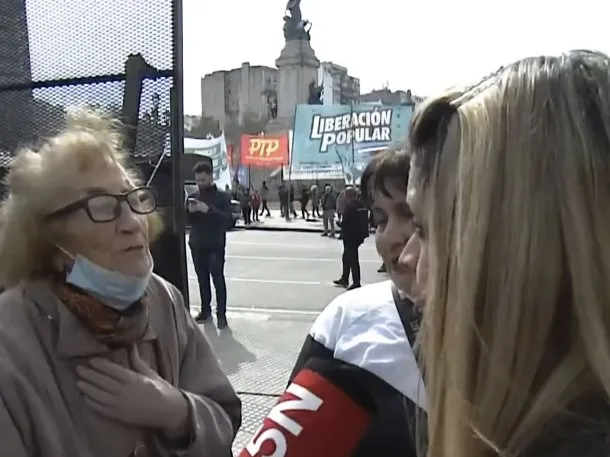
left=23, top=0, right=610, bottom=116
left=184, top=0, right=610, bottom=115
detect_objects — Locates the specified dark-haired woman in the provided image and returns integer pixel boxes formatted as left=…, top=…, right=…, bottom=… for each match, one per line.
left=240, top=148, right=424, bottom=457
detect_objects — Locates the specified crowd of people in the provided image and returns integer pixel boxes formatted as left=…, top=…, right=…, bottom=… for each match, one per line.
left=231, top=176, right=378, bottom=292
left=1, top=49, right=610, bottom=457
left=228, top=178, right=369, bottom=230
left=194, top=170, right=374, bottom=319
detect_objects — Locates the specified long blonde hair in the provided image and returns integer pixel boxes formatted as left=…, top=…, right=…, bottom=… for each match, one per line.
left=412, top=50, right=610, bottom=457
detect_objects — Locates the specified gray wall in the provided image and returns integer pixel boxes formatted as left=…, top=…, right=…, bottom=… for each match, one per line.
left=200, top=63, right=277, bottom=127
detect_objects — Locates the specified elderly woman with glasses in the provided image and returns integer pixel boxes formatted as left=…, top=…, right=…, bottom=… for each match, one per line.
left=0, top=110, right=241, bottom=457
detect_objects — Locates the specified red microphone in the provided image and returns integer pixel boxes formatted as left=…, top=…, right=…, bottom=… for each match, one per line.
left=240, top=369, right=372, bottom=457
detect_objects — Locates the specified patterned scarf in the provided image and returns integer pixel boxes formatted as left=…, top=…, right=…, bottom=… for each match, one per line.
left=53, top=280, right=151, bottom=344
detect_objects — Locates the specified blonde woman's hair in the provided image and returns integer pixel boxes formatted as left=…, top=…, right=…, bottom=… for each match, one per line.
left=0, top=107, right=163, bottom=287
left=411, top=50, right=610, bottom=457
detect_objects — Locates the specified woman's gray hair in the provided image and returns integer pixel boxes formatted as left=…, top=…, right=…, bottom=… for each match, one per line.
left=0, top=107, right=162, bottom=287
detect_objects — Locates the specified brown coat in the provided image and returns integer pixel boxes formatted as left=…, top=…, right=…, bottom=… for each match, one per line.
left=0, top=275, right=241, bottom=457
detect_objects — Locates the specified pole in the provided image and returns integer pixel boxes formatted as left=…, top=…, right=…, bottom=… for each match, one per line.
left=121, top=54, right=152, bottom=157
left=234, top=143, right=240, bottom=184
left=170, top=0, right=189, bottom=305
left=350, top=102, right=355, bottom=183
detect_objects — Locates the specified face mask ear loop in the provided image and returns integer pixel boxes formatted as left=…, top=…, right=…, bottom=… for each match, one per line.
left=55, top=245, right=76, bottom=273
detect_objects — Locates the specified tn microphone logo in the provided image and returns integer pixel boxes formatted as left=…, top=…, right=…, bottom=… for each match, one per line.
left=244, top=381, right=323, bottom=457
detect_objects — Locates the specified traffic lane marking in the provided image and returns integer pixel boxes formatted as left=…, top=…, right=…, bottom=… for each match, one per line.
left=190, top=306, right=321, bottom=318
left=188, top=276, right=351, bottom=286
left=225, top=255, right=379, bottom=263
left=226, top=240, right=377, bottom=251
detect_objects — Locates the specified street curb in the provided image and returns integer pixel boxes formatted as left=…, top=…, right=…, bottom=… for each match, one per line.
left=233, top=225, right=376, bottom=234
left=233, top=225, right=324, bottom=233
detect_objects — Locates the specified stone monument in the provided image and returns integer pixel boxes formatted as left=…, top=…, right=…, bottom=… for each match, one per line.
left=266, top=0, right=320, bottom=132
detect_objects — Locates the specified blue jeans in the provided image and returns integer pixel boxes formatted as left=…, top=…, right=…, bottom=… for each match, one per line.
left=191, top=246, right=227, bottom=317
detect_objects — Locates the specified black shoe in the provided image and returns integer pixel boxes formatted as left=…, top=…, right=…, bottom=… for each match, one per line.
left=195, top=312, right=211, bottom=323
left=217, top=316, right=228, bottom=330
left=321, top=233, right=328, bottom=237
left=377, top=264, right=387, bottom=273
left=333, top=279, right=348, bottom=288
left=347, top=283, right=361, bottom=291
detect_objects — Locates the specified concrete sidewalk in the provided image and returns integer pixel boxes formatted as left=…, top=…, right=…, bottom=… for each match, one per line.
left=234, top=211, right=374, bottom=235
left=235, top=212, right=327, bottom=232
left=197, top=311, right=315, bottom=455
left=235, top=201, right=328, bottom=232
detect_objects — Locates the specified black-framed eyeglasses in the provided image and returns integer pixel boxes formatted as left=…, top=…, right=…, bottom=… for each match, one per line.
left=45, top=187, right=157, bottom=223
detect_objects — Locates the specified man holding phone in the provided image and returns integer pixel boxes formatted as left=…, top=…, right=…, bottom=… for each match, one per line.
left=187, top=160, right=233, bottom=328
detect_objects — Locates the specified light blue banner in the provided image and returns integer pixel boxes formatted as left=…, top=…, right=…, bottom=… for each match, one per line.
left=236, top=165, right=249, bottom=187
left=291, top=104, right=412, bottom=183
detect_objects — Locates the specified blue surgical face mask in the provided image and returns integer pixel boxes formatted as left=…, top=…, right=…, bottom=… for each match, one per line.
left=64, top=253, right=152, bottom=311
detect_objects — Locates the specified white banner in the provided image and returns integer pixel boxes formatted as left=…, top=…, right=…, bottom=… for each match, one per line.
left=184, top=134, right=232, bottom=190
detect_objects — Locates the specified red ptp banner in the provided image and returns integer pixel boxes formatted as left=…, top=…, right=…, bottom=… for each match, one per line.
left=240, top=133, right=289, bottom=167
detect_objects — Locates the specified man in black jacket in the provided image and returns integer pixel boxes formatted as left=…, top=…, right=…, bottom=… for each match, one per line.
left=334, top=186, right=368, bottom=290
left=187, top=161, right=233, bottom=328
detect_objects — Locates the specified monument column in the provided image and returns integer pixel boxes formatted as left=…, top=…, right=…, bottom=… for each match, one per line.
left=275, top=39, right=319, bottom=124
left=266, top=0, right=320, bottom=132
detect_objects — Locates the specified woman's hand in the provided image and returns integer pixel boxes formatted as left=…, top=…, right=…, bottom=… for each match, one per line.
left=76, top=346, right=189, bottom=434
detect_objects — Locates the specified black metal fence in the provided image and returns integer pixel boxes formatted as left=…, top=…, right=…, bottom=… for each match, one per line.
left=0, top=0, right=188, bottom=299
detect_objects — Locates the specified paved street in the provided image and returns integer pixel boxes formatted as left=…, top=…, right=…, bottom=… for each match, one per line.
left=187, top=230, right=383, bottom=313
left=185, top=230, right=385, bottom=454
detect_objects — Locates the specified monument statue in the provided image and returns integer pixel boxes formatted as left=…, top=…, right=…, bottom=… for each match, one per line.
left=283, top=0, right=312, bottom=41
left=307, top=80, right=323, bottom=105
left=269, top=0, right=320, bottom=131
left=286, top=0, right=302, bottom=24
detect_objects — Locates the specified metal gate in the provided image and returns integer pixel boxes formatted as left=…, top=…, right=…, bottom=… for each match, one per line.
left=0, top=0, right=188, bottom=300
